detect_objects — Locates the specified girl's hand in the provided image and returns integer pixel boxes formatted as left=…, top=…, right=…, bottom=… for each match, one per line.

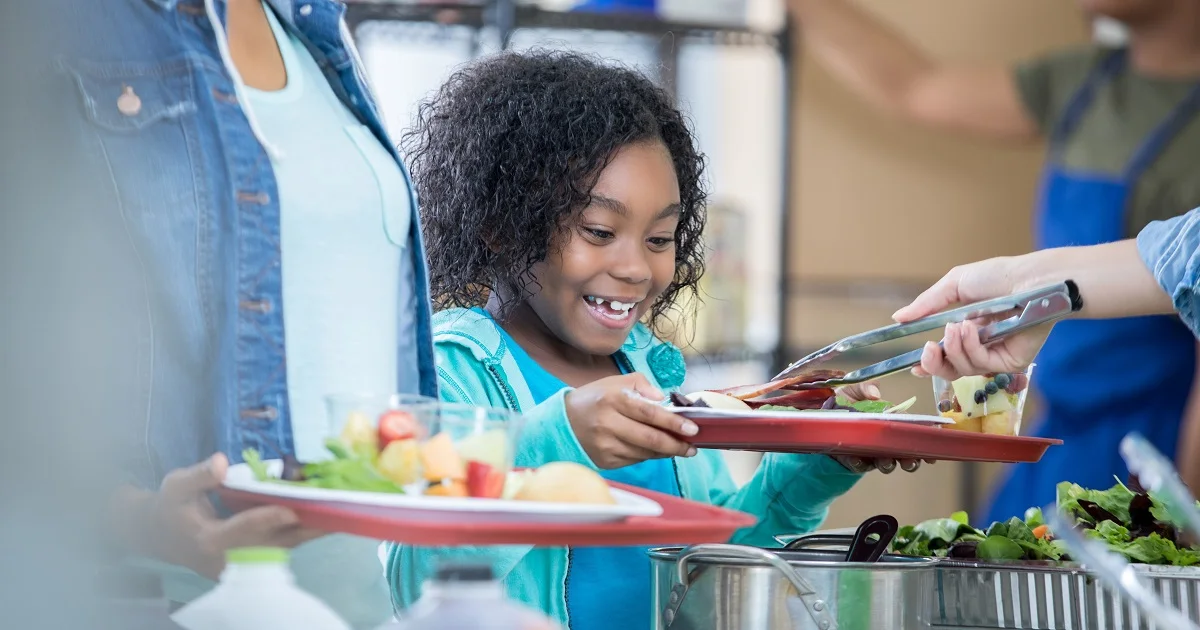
left=126, top=453, right=326, bottom=579
left=564, top=374, right=699, bottom=469
left=833, top=383, right=933, bottom=474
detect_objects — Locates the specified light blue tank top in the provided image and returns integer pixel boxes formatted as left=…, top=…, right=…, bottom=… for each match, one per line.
left=244, top=5, right=413, bottom=462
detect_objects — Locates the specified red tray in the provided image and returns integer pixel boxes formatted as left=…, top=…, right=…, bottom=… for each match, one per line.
left=686, top=416, right=1061, bottom=463
left=217, top=482, right=757, bottom=547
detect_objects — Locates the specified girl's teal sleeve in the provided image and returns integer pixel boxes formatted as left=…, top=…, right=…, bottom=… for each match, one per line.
left=689, top=449, right=862, bottom=547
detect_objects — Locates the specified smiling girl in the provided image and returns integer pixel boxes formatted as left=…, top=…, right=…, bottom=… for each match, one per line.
left=387, top=50, right=903, bottom=629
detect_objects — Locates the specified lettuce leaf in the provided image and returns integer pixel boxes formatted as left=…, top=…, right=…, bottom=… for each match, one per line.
left=1056, top=481, right=1134, bottom=523
left=834, top=397, right=891, bottom=413
left=242, top=448, right=270, bottom=482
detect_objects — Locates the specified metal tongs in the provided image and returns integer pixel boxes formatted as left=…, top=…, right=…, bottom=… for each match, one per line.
left=772, top=281, right=1084, bottom=387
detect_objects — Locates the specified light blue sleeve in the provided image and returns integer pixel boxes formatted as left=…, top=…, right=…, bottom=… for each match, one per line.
left=688, top=449, right=862, bottom=547
left=1136, top=208, right=1200, bottom=337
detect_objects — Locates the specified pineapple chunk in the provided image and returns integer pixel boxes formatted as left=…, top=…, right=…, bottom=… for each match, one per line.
left=940, top=411, right=982, bottom=433
left=377, top=439, right=421, bottom=486
left=983, top=391, right=1015, bottom=415
left=339, top=411, right=379, bottom=458
left=455, top=429, right=510, bottom=471
left=981, top=411, right=1016, bottom=436
left=951, top=376, right=988, bottom=417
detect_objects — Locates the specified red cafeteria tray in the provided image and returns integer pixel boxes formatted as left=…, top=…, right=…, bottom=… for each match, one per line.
left=217, top=482, right=757, bottom=547
left=687, top=416, right=1061, bottom=463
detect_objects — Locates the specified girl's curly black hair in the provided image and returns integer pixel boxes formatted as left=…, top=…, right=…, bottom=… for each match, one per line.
left=402, top=48, right=708, bottom=333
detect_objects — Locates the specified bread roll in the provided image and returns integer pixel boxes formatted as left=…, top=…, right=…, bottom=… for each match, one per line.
left=513, top=462, right=616, bottom=505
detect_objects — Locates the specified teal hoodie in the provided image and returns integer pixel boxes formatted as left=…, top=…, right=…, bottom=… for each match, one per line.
left=386, top=308, right=861, bottom=625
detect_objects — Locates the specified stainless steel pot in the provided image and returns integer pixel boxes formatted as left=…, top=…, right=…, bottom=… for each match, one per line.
left=648, top=541, right=937, bottom=630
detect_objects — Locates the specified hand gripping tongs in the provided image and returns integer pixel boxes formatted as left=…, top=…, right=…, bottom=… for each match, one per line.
left=772, top=281, right=1084, bottom=389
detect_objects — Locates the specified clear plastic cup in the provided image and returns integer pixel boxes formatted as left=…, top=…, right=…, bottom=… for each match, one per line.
left=324, top=393, right=438, bottom=438
left=932, top=364, right=1035, bottom=436
left=404, top=403, right=525, bottom=498
left=323, top=395, right=524, bottom=499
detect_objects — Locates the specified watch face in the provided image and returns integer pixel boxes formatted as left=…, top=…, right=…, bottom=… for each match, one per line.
left=1093, top=16, right=1129, bottom=45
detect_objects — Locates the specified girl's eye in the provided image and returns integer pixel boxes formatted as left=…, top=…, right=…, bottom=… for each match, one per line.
left=648, top=237, right=675, bottom=248
left=584, top=227, right=614, bottom=241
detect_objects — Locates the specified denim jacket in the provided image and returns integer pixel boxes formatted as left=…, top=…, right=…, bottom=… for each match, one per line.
left=51, top=0, right=436, bottom=487
left=1138, top=207, right=1200, bottom=337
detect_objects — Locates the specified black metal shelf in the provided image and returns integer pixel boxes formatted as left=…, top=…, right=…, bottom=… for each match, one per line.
left=343, top=1, right=782, bottom=49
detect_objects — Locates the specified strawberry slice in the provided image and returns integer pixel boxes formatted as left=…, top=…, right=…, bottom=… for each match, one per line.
left=378, top=410, right=421, bottom=446
left=466, top=461, right=505, bottom=499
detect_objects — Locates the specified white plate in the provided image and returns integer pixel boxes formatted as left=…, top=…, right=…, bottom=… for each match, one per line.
left=224, top=460, right=664, bottom=524
left=668, top=406, right=951, bottom=426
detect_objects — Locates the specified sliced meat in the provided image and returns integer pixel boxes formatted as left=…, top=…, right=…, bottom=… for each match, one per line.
left=713, top=369, right=846, bottom=400
left=743, top=388, right=837, bottom=410
left=669, top=392, right=709, bottom=408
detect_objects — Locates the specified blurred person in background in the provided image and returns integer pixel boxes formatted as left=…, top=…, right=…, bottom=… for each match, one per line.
left=787, top=0, right=1200, bottom=525
left=6, top=0, right=438, bottom=626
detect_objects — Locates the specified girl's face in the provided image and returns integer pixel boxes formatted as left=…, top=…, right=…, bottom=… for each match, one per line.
left=524, top=140, right=681, bottom=356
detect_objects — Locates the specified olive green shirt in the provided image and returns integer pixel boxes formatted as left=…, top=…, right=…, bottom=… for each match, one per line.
left=1013, top=45, right=1200, bottom=238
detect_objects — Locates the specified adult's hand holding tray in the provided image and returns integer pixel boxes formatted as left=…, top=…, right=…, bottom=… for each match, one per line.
left=674, top=408, right=1061, bottom=463
left=218, top=465, right=756, bottom=547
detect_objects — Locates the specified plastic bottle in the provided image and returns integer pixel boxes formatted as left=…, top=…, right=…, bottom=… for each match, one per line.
left=381, top=563, right=560, bottom=630
left=171, top=547, right=351, bottom=630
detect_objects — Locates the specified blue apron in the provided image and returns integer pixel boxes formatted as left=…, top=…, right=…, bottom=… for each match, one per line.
left=983, top=50, right=1200, bottom=526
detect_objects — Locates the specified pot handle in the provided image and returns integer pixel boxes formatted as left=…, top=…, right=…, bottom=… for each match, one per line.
left=664, top=544, right=838, bottom=630
left=782, top=534, right=854, bottom=551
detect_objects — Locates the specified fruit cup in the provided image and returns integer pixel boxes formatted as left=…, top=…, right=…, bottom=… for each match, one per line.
left=406, top=403, right=525, bottom=499
left=325, top=395, right=525, bottom=500
left=324, top=393, right=439, bottom=451
left=932, top=364, right=1035, bottom=436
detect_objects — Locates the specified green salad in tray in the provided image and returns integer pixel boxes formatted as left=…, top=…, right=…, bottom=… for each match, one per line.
left=891, top=480, right=1200, bottom=567
left=758, top=396, right=917, bottom=415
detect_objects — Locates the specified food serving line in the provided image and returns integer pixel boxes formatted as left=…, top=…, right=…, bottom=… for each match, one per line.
left=222, top=283, right=1200, bottom=630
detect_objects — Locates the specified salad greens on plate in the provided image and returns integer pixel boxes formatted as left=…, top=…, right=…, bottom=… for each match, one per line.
left=891, top=479, right=1200, bottom=566
left=759, top=396, right=916, bottom=415
left=243, top=438, right=406, bottom=494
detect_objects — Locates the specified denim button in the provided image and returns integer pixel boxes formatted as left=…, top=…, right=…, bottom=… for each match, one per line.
left=117, top=85, right=142, bottom=116
left=299, top=4, right=312, bottom=16
left=239, top=298, right=272, bottom=313
left=236, top=190, right=270, bottom=205
left=240, top=407, right=278, bottom=420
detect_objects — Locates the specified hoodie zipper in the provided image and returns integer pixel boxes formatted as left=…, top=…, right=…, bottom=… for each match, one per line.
left=484, top=363, right=520, bottom=411
left=564, top=547, right=574, bottom=627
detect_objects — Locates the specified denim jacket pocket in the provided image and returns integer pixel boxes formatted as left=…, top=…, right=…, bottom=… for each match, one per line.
left=62, top=58, right=198, bottom=133
left=344, top=123, right=411, bottom=249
